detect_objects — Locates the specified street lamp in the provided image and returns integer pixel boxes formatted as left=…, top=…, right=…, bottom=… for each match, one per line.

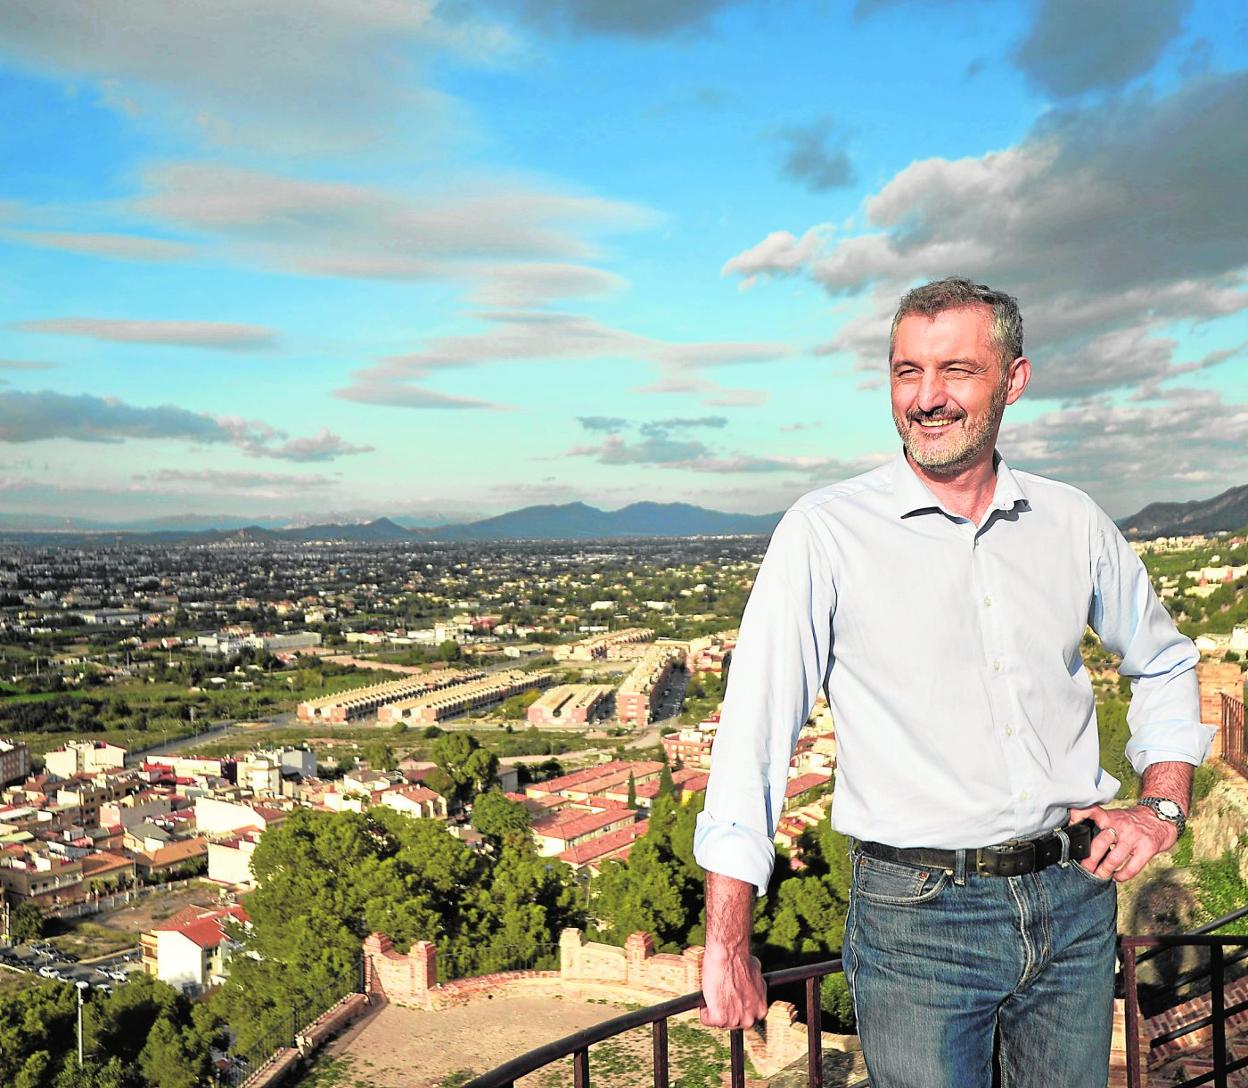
left=76, top=979, right=89, bottom=1066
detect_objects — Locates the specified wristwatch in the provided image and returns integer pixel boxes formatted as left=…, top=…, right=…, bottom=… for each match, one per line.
left=1137, top=796, right=1186, bottom=837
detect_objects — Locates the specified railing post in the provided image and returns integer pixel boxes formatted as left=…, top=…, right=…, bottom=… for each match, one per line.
left=1122, top=941, right=1141, bottom=1088
left=806, top=974, right=823, bottom=1088
left=729, top=1028, right=745, bottom=1088
left=573, top=1046, right=589, bottom=1088
left=652, top=1017, right=669, bottom=1088
left=1212, top=943, right=1226, bottom=1088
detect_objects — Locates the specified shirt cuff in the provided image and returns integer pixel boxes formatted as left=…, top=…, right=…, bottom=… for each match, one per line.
left=693, top=808, right=776, bottom=898
left=1125, top=720, right=1217, bottom=774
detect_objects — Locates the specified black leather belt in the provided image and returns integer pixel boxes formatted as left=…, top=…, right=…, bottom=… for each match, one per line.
left=856, top=819, right=1098, bottom=878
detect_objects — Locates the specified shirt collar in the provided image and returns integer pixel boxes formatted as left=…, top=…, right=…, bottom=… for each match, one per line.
left=888, top=448, right=1029, bottom=520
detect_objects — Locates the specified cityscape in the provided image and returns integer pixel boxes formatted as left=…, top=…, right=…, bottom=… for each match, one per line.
left=1, top=0, right=1247, bottom=1086
left=0, top=514, right=1245, bottom=1086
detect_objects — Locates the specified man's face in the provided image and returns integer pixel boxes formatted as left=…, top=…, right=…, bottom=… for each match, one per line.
left=890, top=305, right=1022, bottom=476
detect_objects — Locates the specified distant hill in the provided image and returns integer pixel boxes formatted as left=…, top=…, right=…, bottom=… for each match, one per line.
left=427, top=501, right=780, bottom=540
left=1118, top=484, right=1248, bottom=540
left=0, top=503, right=782, bottom=544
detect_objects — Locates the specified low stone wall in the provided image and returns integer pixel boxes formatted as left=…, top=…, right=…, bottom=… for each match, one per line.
left=297, top=992, right=372, bottom=1052
left=240, top=1047, right=300, bottom=1088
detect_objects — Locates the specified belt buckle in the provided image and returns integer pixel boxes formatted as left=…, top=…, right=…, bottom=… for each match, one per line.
left=988, top=839, right=1036, bottom=877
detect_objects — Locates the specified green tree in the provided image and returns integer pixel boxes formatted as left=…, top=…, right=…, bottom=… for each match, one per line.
left=11, top=900, right=44, bottom=942
left=657, top=761, right=676, bottom=800
left=471, top=790, right=531, bottom=849
left=0, top=983, right=76, bottom=1088
left=588, top=795, right=703, bottom=951
left=626, top=771, right=636, bottom=808
left=363, top=743, right=397, bottom=771
left=431, top=734, right=498, bottom=807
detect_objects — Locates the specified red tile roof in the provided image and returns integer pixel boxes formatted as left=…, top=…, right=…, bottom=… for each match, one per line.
left=784, top=773, right=832, bottom=799
left=558, top=819, right=649, bottom=866
left=533, top=808, right=635, bottom=842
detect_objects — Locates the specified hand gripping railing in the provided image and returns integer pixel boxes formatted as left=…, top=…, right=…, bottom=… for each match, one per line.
left=462, top=958, right=866, bottom=1088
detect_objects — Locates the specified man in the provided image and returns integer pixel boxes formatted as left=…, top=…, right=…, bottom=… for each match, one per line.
left=692, top=278, right=1213, bottom=1087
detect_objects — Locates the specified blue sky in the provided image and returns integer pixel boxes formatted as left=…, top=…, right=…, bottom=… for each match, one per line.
left=0, top=0, right=1244, bottom=525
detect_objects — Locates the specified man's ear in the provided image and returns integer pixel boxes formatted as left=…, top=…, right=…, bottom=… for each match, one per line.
left=1004, top=357, right=1031, bottom=405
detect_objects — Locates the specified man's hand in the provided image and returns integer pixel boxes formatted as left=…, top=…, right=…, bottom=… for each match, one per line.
left=700, top=870, right=769, bottom=1029
left=1068, top=804, right=1179, bottom=882
left=699, top=945, right=769, bottom=1029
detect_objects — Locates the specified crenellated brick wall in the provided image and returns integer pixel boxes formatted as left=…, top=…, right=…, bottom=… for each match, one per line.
left=560, top=928, right=705, bottom=995
left=361, top=927, right=708, bottom=1011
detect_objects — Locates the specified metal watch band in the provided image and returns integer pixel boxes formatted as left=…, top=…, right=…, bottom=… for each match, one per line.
left=1137, top=795, right=1187, bottom=837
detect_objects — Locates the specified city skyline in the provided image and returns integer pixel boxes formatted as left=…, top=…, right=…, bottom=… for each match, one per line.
left=1, top=0, right=1246, bottom=524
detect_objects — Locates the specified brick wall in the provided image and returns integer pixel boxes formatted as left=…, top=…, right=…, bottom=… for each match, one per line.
left=560, top=928, right=705, bottom=996
left=1146, top=975, right=1248, bottom=1062
left=1197, top=662, right=1245, bottom=759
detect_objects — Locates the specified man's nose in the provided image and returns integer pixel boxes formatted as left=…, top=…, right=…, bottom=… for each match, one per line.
left=915, top=371, right=948, bottom=412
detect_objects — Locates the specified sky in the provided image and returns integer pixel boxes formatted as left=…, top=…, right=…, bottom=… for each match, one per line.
left=0, top=0, right=1245, bottom=527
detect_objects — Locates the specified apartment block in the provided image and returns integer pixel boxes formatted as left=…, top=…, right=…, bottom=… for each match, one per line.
left=526, top=684, right=613, bottom=727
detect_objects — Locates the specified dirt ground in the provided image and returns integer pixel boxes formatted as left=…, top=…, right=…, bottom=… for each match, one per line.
left=302, top=997, right=866, bottom=1088
left=303, top=996, right=628, bottom=1087
left=93, top=881, right=222, bottom=933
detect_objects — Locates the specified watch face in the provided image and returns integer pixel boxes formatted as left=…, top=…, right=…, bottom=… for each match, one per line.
left=1157, top=800, right=1181, bottom=818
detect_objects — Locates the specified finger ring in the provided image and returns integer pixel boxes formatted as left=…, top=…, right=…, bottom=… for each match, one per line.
left=1105, top=828, right=1118, bottom=843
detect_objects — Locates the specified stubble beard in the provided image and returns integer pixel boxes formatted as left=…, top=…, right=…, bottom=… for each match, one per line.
left=894, top=375, right=1009, bottom=476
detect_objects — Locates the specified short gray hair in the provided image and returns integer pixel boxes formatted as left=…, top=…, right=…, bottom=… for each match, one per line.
left=888, top=277, right=1023, bottom=372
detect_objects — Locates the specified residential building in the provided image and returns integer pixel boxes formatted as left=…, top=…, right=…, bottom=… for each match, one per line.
left=207, top=829, right=262, bottom=888
left=142, top=904, right=249, bottom=995
left=553, top=627, right=654, bottom=662
left=379, top=785, right=449, bottom=820
left=376, top=670, right=553, bottom=725
left=526, top=684, right=612, bottom=727
left=616, top=646, right=685, bottom=727
left=0, top=740, right=31, bottom=787
left=296, top=671, right=482, bottom=723
left=45, top=741, right=127, bottom=780
left=531, top=807, right=637, bottom=858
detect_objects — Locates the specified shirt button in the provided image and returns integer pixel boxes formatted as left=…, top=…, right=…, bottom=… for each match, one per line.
left=1005, top=725, right=1014, bottom=736
left=983, top=595, right=992, bottom=606
left=992, top=660, right=1002, bottom=671
left=1021, top=791, right=1030, bottom=800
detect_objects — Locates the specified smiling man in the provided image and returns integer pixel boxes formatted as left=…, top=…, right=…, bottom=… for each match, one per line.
left=693, top=278, right=1214, bottom=1087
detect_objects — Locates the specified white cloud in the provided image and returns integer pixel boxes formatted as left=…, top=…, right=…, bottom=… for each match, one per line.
left=337, top=309, right=791, bottom=410
left=724, top=73, right=1248, bottom=403
left=9, top=231, right=197, bottom=262
left=0, top=389, right=371, bottom=464
left=138, top=468, right=337, bottom=492
left=12, top=318, right=276, bottom=351
left=0, top=0, right=509, bottom=151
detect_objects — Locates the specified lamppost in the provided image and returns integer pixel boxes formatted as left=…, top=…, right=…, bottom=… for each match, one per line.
left=76, top=979, right=89, bottom=1066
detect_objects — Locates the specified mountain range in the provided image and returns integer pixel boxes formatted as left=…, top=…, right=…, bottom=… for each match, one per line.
left=3, top=485, right=1245, bottom=543
left=1117, top=483, right=1248, bottom=541
left=0, top=502, right=781, bottom=543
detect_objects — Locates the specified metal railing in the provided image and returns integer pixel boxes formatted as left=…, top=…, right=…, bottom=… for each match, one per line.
left=466, top=907, right=1248, bottom=1088
left=217, top=956, right=365, bottom=1088
left=1223, top=693, right=1247, bottom=782
left=436, top=941, right=560, bottom=984
left=1121, top=935, right=1248, bottom=1088
left=463, top=958, right=864, bottom=1088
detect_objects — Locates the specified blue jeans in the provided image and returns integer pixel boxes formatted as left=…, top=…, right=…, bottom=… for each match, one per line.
left=842, top=847, right=1117, bottom=1088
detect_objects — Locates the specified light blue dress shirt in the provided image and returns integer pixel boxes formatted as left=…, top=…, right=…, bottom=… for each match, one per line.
left=693, top=450, right=1214, bottom=896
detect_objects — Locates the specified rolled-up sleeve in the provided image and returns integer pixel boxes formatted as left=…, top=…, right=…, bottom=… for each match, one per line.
left=693, top=506, right=835, bottom=897
left=1089, top=510, right=1215, bottom=773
